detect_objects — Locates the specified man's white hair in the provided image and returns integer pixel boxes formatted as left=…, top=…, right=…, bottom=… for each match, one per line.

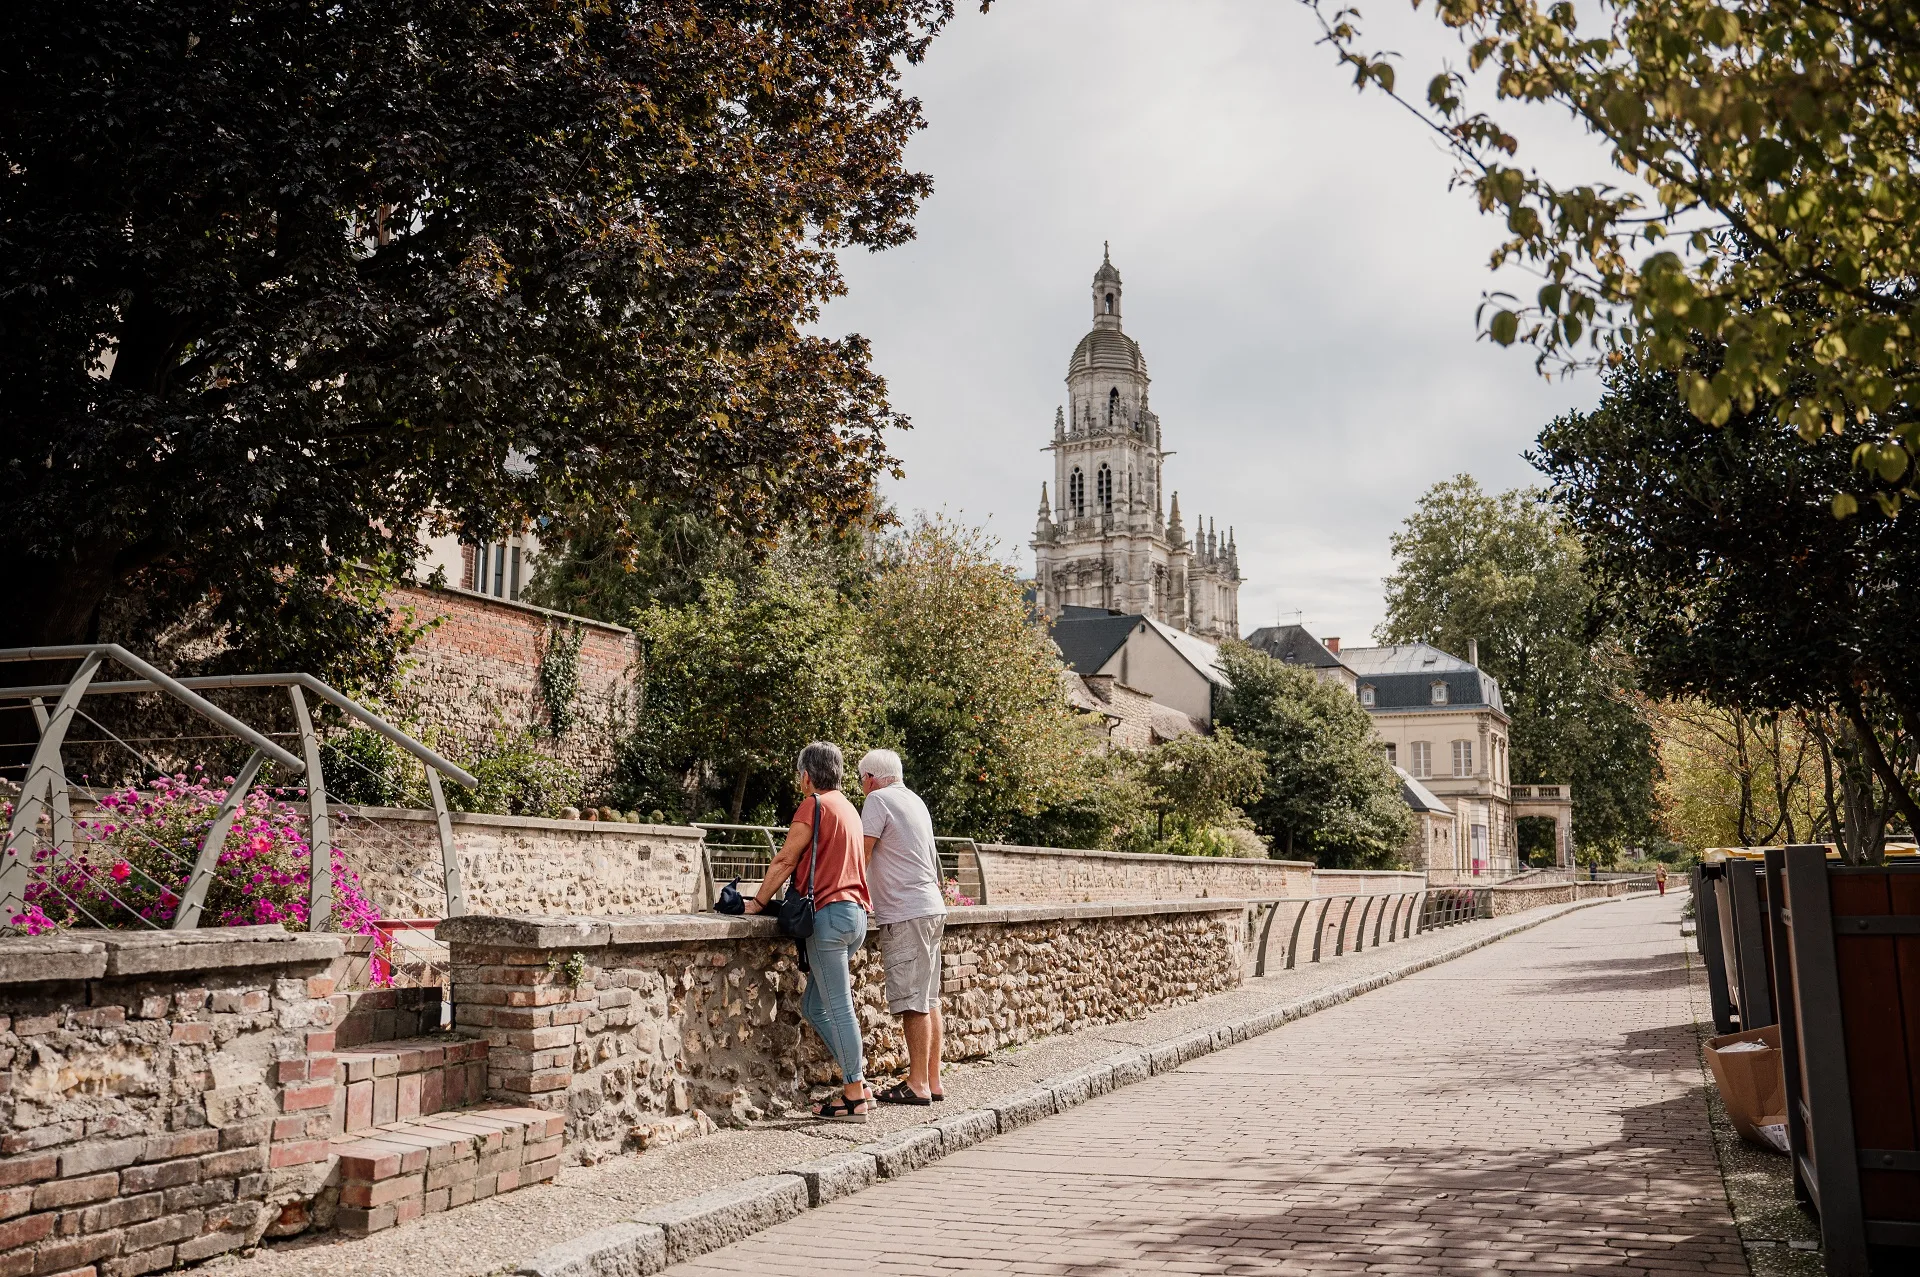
left=857, top=748, right=905, bottom=783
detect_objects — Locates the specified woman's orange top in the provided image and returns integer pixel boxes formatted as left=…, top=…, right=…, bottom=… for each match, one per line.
left=794, top=791, right=871, bottom=911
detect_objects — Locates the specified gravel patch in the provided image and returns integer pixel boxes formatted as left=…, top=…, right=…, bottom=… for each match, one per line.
left=206, top=900, right=1613, bottom=1277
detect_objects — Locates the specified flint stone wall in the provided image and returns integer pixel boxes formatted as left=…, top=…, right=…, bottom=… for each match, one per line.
left=439, top=901, right=1248, bottom=1162
left=337, top=808, right=706, bottom=920
left=1488, top=877, right=1653, bottom=916
left=973, top=844, right=1311, bottom=905
left=0, top=927, right=343, bottom=1276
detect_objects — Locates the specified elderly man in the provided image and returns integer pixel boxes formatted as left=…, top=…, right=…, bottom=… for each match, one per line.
left=856, top=748, right=946, bottom=1105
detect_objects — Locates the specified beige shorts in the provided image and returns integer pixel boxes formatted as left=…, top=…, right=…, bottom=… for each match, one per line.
left=878, top=913, right=945, bottom=1015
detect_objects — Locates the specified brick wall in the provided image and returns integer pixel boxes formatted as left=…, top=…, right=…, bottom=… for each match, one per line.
left=1488, top=878, right=1654, bottom=916
left=0, top=927, right=342, bottom=1275
left=973, top=844, right=1312, bottom=904
left=1308, top=870, right=1428, bottom=897
left=387, top=584, right=638, bottom=797
left=439, top=902, right=1248, bottom=1162
left=334, top=808, right=706, bottom=920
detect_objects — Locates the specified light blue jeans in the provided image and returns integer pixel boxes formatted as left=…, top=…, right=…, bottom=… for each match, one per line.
left=802, top=901, right=868, bottom=1087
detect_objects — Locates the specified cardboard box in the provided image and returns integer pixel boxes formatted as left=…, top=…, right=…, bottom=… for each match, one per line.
left=1705, top=1023, right=1786, bottom=1151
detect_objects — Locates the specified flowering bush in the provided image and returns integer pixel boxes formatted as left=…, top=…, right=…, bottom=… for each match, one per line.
left=942, top=876, right=976, bottom=908
left=8, top=768, right=382, bottom=939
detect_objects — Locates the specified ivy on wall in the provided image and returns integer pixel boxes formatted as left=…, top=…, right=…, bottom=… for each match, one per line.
left=538, top=623, right=585, bottom=737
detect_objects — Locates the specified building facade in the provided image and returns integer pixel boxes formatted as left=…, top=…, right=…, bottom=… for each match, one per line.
left=1338, top=642, right=1522, bottom=877
left=1031, top=248, right=1242, bottom=642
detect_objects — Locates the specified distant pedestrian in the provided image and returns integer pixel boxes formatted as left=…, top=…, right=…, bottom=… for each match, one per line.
left=745, top=742, right=872, bottom=1122
left=856, top=749, right=947, bottom=1105
left=1655, top=863, right=1668, bottom=896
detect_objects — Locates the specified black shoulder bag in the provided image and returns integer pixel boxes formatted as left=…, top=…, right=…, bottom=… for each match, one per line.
left=777, top=795, right=820, bottom=943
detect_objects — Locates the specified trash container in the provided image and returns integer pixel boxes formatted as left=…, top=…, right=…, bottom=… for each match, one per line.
left=1704, top=1023, right=1787, bottom=1152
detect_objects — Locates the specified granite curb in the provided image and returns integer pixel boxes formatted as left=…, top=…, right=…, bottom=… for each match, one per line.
left=511, top=891, right=1648, bottom=1276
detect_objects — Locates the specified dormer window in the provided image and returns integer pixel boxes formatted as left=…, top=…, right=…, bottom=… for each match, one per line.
left=1104, top=292, right=1114, bottom=314
left=1360, top=684, right=1375, bottom=707
left=1431, top=681, right=1448, bottom=705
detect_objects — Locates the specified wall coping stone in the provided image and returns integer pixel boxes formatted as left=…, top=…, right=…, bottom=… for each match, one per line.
left=409, top=581, right=636, bottom=636
left=1489, top=880, right=1579, bottom=894
left=341, top=805, right=705, bottom=840
left=437, top=898, right=1260, bottom=950
left=0, top=923, right=342, bottom=985
left=977, top=842, right=1313, bottom=870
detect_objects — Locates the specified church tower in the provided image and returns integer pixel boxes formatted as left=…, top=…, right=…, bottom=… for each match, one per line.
left=1032, top=247, right=1242, bottom=642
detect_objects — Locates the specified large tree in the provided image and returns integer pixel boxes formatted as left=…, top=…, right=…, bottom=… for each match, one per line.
left=1535, top=357, right=1920, bottom=859
left=1309, top=0, right=1920, bottom=506
left=1378, top=476, right=1659, bottom=857
left=862, top=518, right=1093, bottom=840
left=2, top=0, right=948, bottom=667
left=1215, top=645, right=1413, bottom=868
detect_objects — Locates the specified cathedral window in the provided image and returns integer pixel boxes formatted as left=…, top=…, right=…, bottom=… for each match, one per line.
left=1069, top=467, right=1085, bottom=516
left=1104, top=292, right=1114, bottom=314
left=1108, top=387, right=1119, bottom=427
left=1096, top=464, right=1113, bottom=513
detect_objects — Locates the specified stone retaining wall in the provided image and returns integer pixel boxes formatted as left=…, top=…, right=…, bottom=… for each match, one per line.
left=1488, top=878, right=1654, bottom=916
left=336, top=808, right=706, bottom=919
left=439, top=901, right=1249, bottom=1162
left=1309, top=870, right=1428, bottom=897
left=973, top=844, right=1312, bottom=904
left=0, top=928, right=343, bottom=1275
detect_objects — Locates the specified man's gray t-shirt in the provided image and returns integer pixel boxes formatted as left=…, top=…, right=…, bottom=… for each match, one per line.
left=860, top=783, right=946, bottom=925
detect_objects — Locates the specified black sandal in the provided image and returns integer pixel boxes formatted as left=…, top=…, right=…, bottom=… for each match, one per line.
left=931, top=1091, right=945, bottom=1102
left=875, top=1081, right=932, bottom=1107
left=813, top=1094, right=870, bottom=1123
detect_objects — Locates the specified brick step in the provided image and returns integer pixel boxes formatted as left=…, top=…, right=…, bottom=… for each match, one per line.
left=326, top=1107, right=565, bottom=1236
left=330, top=1035, right=490, bottom=1136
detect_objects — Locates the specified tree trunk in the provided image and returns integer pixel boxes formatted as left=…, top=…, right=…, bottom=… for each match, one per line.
left=728, top=766, right=752, bottom=824
left=0, top=545, right=125, bottom=764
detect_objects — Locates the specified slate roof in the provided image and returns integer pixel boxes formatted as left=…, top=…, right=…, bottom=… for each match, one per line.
left=1344, top=643, right=1506, bottom=715
left=1142, top=617, right=1229, bottom=688
left=1396, top=767, right=1453, bottom=815
left=1243, top=624, right=1344, bottom=670
left=1049, top=611, right=1143, bottom=676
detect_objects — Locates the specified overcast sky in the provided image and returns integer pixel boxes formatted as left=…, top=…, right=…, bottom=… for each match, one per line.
left=819, top=0, right=1618, bottom=646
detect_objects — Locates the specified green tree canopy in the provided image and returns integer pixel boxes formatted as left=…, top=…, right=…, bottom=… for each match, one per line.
left=862, top=518, right=1093, bottom=840
left=1534, top=357, right=1920, bottom=859
left=2, top=0, right=948, bottom=672
left=1378, top=475, right=1658, bottom=857
left=1215, top=645, right=1413, bottom=868
left=1310, top=0, right=1920, bottom=505
left=626, top=566, right=881, bottom=823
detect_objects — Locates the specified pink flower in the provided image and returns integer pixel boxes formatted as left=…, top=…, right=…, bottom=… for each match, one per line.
left=110, top=862, right=131, bottom=883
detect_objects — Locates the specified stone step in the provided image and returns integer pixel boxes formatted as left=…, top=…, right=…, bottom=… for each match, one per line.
left=326, top=1106, right=565, bottom=1236
left=329, top=1035, right=490, bottom=1135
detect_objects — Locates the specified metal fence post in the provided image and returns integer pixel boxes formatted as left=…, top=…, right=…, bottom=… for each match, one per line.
left=174, top=750, right=267, bottom=929
left=288, top=685, right=335, bottom=931
left=426, top=769, right=468, bottom=917
left=1, top=652, right=104, bottom=914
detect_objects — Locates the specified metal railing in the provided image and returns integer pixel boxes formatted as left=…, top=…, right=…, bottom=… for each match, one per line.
left=1246, top=887, right=1490, bottom=976
left=0, top=646, right=475, bottom=938
left=690, top=824, right=989, bottom=908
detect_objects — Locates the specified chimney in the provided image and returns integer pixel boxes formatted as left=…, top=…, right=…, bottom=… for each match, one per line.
left=1467, top=638, right=1479, bottom=667
left=1324, top=636, right=1341, bottom=655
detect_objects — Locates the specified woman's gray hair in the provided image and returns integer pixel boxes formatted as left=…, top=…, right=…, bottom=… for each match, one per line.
left=795, top=741, right=844, bottom=791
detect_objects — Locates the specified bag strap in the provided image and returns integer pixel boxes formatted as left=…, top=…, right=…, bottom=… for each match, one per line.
left=801, top=793, right=821, bottom=899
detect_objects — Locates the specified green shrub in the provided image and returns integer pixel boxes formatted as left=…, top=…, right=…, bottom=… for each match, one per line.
left=445, top=733, right=583, bottom=818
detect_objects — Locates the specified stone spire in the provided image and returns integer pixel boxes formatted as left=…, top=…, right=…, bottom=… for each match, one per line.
left=1168, top=492, right=1186, bottom=548
left=1053, top=405, right=1065, bottom=441
left=1227, top=527, right=1240, bottom=577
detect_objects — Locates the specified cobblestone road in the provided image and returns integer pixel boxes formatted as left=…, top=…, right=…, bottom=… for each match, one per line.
left=671, top=893, right=1743, bottom=1276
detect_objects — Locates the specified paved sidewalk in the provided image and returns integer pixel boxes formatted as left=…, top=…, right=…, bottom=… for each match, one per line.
left=671, top=893, right=1744, bottom=1276
left=209, top=906, right=1574, bottom=1277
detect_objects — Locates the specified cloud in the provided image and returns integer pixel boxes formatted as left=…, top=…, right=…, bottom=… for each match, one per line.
left=822, top=0, right=1615, bottom=643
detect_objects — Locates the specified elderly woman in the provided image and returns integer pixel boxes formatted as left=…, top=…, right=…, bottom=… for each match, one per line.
left=744, top=741, right=873, bottom=1121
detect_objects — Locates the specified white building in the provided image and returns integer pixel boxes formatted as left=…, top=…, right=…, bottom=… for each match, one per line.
left=1031, top=248, right=1242, bottom=643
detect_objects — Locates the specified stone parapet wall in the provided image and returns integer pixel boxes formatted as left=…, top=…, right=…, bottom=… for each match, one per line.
left=1487, top=878, right=1653, bottom=916
left=973, top=844, right=1312, bottom=905
left=386, top=584, right=638, bottom=795
left=1309, top=870, right=1427, bottom=897
left=0, top=927, right=343, bottom=1275
left=336, top=807, right=706, bottom=920
left=439, top=901, right=1249, bottom=1162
